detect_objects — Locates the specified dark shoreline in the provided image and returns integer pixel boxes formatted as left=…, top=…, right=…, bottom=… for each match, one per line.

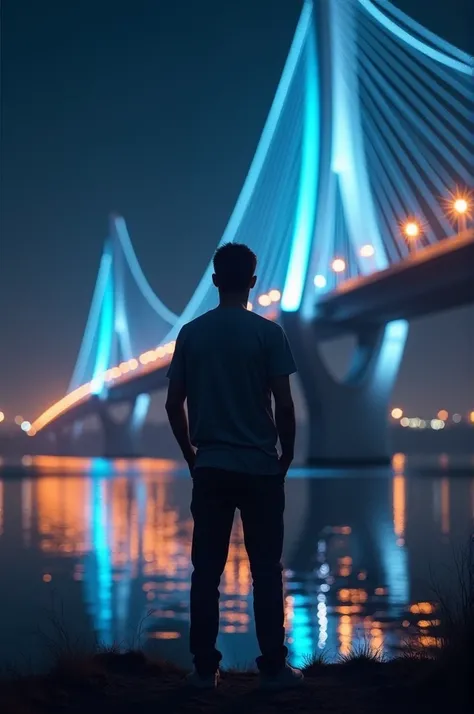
left=1, top=648, right=471, bottom=714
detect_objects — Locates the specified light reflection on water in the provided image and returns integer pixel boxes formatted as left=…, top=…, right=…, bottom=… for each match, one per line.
left=0, top=455, right=473, bottom=670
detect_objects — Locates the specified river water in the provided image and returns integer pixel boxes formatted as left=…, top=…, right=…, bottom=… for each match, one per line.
left=0, top=455, right=473, bottom=671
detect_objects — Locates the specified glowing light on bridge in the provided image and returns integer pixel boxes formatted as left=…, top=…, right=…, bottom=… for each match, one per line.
left=331, top=258, right=346, bottom=273
left=445, top=190, right=472, bottom=232
left=268, top=289, right=281, bottom=302
left=28, top=339, right=179, bottom=435
left=453, top=198, right=469, bottom=215
left=403, top=220, right=421, bottom=239
left=359, top=244, right=375, bottom=258
left=0, top=411, right=4, bottom=423
left=258, top=294, right=272, bottom=307
left=391, top=408, right=403, bottom=419
left=313, top=274, right=327, bottom=289
left=21, top=421, right=31, bottom=432
left=437, top=409, right=448, bottom=421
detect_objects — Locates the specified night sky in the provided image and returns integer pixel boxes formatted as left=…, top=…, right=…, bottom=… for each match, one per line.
left=1, top=0, right=473, bottom=423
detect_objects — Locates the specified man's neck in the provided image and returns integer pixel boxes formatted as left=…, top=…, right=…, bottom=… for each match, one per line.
left=218, top=292, right=249, bottom=309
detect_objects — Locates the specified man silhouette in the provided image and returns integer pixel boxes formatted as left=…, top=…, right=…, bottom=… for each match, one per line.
left=166, top=243, right=303, bottom=689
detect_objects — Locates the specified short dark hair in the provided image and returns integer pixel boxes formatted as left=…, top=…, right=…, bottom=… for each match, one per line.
left=213, top=243, right=257, bottom=292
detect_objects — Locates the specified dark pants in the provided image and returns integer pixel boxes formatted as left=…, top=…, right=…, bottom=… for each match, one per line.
left=190, top=467, right=288, bottom=676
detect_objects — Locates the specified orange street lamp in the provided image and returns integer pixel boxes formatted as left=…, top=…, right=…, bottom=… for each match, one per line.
left=402, top=219, right=422, bottom=254
left=444, top=189, right=472, bottom=233
left=452, top=196, right=470, bottom=233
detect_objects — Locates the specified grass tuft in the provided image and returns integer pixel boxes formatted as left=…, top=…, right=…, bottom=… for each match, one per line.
left=301, top=651, right=330, bottom=676
left=338, top=640, right=384, bottom=666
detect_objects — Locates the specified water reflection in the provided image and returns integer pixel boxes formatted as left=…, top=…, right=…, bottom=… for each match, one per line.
left=0, top=455, right=473, bottom=669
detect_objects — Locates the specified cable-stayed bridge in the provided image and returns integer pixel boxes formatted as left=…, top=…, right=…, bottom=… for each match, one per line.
left=28, top=0, right=474, bottom=465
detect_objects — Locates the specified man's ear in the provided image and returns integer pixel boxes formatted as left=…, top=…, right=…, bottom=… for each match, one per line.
left=250, top=275, right=257, bottom=288
left=212, top=273, right=218, bottom=287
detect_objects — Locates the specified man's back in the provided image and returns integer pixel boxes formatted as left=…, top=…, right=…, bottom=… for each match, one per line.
left=168, top=307, right=296, bottom=474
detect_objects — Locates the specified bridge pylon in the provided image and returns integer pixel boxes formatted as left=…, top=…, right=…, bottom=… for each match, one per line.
left=283, top=312, right=408, bottom=466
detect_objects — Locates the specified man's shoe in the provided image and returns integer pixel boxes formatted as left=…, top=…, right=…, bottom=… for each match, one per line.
left=259, top=663, right=304, bottom=690
left=184, top=669, right=220, bottom=690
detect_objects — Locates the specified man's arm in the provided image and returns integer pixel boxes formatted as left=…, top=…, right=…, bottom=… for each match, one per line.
left=270, top=374, right=296, bottom=475
left=165, top=378, right=195, bottom=472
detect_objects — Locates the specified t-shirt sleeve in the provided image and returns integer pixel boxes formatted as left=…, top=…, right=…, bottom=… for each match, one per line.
left=267, top=325, right=297, bottom=377
left=166, top=327, right=186, bottom=382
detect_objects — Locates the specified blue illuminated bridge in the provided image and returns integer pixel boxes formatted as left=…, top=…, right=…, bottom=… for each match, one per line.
left=29, top=0, right=474, bottom=465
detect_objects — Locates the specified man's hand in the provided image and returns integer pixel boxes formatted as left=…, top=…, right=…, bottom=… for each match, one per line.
left=185, top=449, right=196, bottom=477
left=279, top=453, right=293, bottom=477
left=271, top=375, right=296, bottom=479
left=166, top=377, right=196, bottom=477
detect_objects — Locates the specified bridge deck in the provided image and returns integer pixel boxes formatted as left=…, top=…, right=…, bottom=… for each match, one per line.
left=315, top=230, right=474, bottom=336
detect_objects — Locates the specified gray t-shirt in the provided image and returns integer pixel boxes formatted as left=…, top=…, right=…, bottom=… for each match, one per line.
left=167, top=307, right=297, bottom=474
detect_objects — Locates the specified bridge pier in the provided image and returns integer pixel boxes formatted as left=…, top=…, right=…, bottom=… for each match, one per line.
left=282, top=313, right=408, bottom=467
left=98, top=399, right=141, bottom=459
left=97, top=394, right=150, bottom=459
left=53, top=425, right=79, bottom=456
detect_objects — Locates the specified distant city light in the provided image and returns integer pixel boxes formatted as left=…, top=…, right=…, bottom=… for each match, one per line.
left=258, top=294, right=272, bottom=307
left=20, top=420, right=31, bottom=432
left=14, top=415, right=24, bottom=426
left=247, top=301, right=253, bottom=311
left=452, top=413, right=462, bottom=423
left=469, top=411, right=474, bottom=424
left=331, top=258, right=346, bottom=273
left=400, top=417, right=409, bottom=427
left=431, top=419, right=445, bottom=430
left=314, top=274, right=327, bottom=289
left=359, top=244, right=375, bottom=258
left=0, top=411, right=4, bottom=423
left=268, top=289, right=281, bottom=302
left=437, top=409, right=448, bottom=421
left=391, top=407, right=403, bottom=419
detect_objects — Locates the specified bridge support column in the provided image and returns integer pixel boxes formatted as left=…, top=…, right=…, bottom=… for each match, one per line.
left=97, top=396, right=149, bottom=459
left=54, top=425, right=79, bottom=456
left=282, top=313, right=408, bottom=467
